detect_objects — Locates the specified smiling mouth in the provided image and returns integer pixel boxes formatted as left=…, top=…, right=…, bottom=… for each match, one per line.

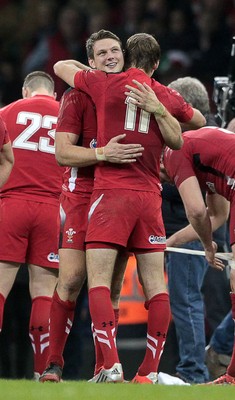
left=106, top=63, right=117, bottom=68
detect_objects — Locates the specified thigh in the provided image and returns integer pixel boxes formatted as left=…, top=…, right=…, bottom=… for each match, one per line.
left=60, top=192, right=90, bottom=251
left=0, top=261, right=20, bottom=298
left=128, top=192, right=166, bottom=252
left=86, top=189, right=141, bottom=247
left=0, top=198, right=29, bottom=263
left=27, top=202, right=59, bottom=269
left=28, top=264, right=58, bottom=298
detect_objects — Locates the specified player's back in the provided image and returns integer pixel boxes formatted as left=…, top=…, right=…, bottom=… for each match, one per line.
left=75, top=68, right=165, bottom=192
left=184, top=126, right=235, bottom=200
left=0, top=95, right=62, bottom=204
left=166, top=126, right=235, bottom=201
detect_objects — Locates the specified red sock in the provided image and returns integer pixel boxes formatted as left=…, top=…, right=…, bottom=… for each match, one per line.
left=227, top=293, right=235, bottom=376
left=89, top=286, right=119, bottom=369
left=92, top=322, right=103, bottom=375
left=92, top=307, right=120, bottom=375
left=0, top=293, right=5, bottom=332
left=29, top=296, right=52, bottom=375
left=46, top=290, right=76, bottom=369
left=138, top=293, right=171, bottom=376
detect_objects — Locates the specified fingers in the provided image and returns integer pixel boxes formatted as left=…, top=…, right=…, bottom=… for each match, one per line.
left=109, top=134, right=126, bottom=143
left=119, top=152, right=143, bottom=163
left=210, top=258, right=225, bottom=271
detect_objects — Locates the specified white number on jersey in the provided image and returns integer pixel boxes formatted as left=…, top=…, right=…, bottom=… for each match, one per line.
left=124, top=98, right=150, bottom=134
left=13, top=111, right=58, bottom=154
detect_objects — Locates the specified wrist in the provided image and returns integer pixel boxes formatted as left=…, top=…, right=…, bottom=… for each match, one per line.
left=229, top=260, right=235, bottom=270
left=154, top=103, right=166, bottom=118
left=95, top=147, right=107, bottom=161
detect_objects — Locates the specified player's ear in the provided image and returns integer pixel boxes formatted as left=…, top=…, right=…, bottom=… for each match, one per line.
left=53, top=92, right=57, bottom=100
left=88, top=59, right=96, bottom=69
left=153, top=61, right=159, bottom=71
left=22, top=87, right=29, bottom=99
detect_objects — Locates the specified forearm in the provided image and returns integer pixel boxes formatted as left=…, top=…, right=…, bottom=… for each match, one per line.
left=124, top=81, right=183, bottom=150
left=166, top=225, right=200, bottom=247
left=0, top=143, right=14, bottom=187
left=181, top=108, right=206, bottom=130
left=0, top=160, right=13, bottom=187
left=56, top=145, right=98, bottom=167
left=153, top=105, right=183, bottom=150
left=56, top=134, right=144, bottom=167
left=187, top=209, right=214, bottom=251
left=54, top=59, right=90, bottom=88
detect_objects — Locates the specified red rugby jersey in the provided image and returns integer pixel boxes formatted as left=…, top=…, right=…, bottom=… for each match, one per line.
left=56, top=88, right=96, bottom=196
left=0, top=95, right=62, bottom=204
left=74, top=68, right=193, bottom=193
left=164, top=126, right=235, bottom=201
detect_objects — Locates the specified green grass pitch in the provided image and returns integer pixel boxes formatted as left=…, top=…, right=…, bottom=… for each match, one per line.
left=1, top=379, right=234, bottom=400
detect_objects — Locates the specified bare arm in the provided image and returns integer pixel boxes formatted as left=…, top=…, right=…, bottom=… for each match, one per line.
left=54, top=60, right=90, bottom=88
left=166, top=177, right=225, bottom=270
left=180, top=108, right=206, bottom=130
left=125, top=80, right=183, bottom=150
left=55, top=132, right=144, bottom=167
left=0, top=142, right=14, bottom=187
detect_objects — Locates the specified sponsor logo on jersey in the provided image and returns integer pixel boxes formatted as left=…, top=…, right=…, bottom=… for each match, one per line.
left=148, top=235, right=166, bottom=244
left=47, top=252, right=59, bottom=263
left=66, top=227, right=76, bottom=243
left=90, top=138, right=97, bottom=148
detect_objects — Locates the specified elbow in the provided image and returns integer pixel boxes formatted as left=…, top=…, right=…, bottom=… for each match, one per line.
left=168, top=136, right=184, bottom=150
left=199, top=115, right=206, bottom=128
left=55, top=152, right=66, bottom=167
left=173, top=136, right=184, bottom=150
left=194, top=113, right=206, bottom=128
left=187, top=208, right=205, bottom=221
left=53, top=61, right=63, bottom=77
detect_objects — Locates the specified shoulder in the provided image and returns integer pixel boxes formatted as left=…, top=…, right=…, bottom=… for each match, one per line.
left=60, top=88, right=93, bottom=112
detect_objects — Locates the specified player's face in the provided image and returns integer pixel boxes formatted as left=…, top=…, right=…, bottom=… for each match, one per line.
left=89, top=38, right=124, bottom=73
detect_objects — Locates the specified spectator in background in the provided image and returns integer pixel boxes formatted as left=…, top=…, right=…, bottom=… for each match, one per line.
left=162, top=77, right=215, bottom=384
left=22, top=5, right=88, bottom=99
left=114, top=0, right=145, bottom=43
left=190, top=8, right=232, bottom=93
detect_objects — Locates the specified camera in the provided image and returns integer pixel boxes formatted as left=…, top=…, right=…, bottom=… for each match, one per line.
left=213, top=37, right=235, bottom=127
left=213, top=77, right=235, bottom=127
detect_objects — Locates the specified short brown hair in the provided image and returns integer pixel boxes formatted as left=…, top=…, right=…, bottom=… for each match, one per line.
left=86, top=29, right=122, bottom=60
left=124, top=33, right=161, bottom=74
left=23, top=71, right=55, bottom=93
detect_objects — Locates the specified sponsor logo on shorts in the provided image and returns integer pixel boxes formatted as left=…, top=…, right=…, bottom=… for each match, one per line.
left=66, top=227, right=76, bottom=243
left=148, top=235, right=166, bottom=244
left=47, top=252, right=59, bottom=263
